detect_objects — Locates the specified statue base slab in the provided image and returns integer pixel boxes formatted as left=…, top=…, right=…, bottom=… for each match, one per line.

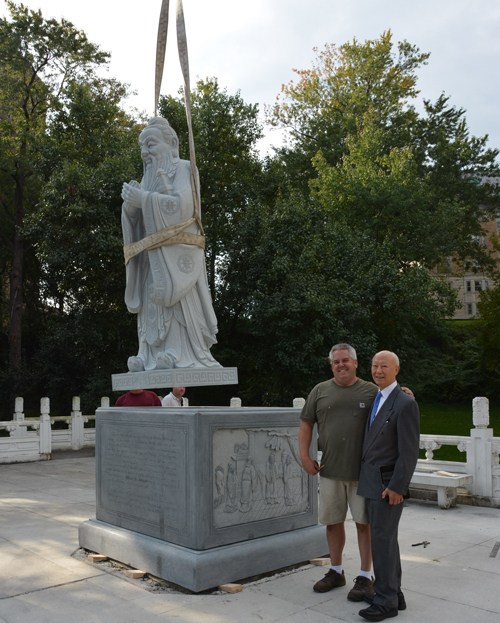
left=112, top=367, right=238, bottom=390
left=79, top=519, right=327, bottom=592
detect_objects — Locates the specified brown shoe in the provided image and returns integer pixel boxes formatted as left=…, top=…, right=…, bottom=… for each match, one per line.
left=313, top=569, right=346, bottom=593
left=347, top=575, right=375, bottom=602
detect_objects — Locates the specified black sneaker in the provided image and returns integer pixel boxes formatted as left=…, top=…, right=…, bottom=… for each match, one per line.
left=364, top=592, right=406, bottom=611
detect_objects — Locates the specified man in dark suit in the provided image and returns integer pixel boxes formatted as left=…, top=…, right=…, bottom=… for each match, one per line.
left=357, top=351, right=420, bottom=622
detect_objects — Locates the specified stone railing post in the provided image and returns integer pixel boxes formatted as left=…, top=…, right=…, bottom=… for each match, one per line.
left=182, top=397, right=189, bottom=407
left=101, top=397, right=110, bottom=408
left=466, top=397, right=494, bottom=498
left=230, top=397, right=242, bottom=408
left=12, top=396, right=26, bottom=437
left=293, top=398, right=305, bottom=408
left=70, top=396, right=84, bottom=450
left=39, top=397, right=52, bottom=457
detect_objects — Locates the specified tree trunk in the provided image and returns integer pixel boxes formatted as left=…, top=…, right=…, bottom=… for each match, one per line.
left=9, top=169, right=25, bottom=369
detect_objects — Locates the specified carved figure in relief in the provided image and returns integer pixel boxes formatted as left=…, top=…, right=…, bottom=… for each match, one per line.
left=283, top=454, right=295, bottom=506
left=214, top=465, right=225, bottom=508
left=265, top=452, right=280, bottom=504
left=121, top=117, right=221, bottom=372
left=240, top=457, right=258, bottom=512
left=224, top=462, right=238, bottom=513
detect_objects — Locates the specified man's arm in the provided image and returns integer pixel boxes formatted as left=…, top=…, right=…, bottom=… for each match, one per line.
left=298, top=420, right=319, bottom=475
left=401, top=386, right=414, bottom=398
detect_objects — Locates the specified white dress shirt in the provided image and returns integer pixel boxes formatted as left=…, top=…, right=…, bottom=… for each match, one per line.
left=161, top=392, right=182, bottom=407
left=372, top=380, right=398, bottom=417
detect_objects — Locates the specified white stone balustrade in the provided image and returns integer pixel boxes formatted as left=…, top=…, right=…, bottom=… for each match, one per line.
left=416, top=397, right=500, bottom=505
left=0, top=396, right=102, bottom=463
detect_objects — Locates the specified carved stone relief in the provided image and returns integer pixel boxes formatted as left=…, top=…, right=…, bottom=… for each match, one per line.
left=212, top=426, right=309, bottom=528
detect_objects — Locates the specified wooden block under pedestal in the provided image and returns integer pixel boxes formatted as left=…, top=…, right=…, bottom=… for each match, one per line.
left=124, top=569, right=146, bottom=579
left=219, top=583, right=243, bottom=594
left=88, top=554, right=108, bottom=562
left=310, top=557, right=330, bottom=566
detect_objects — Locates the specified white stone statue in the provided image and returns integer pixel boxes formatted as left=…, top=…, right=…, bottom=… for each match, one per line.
left=121, top=117, right=220, bottom=372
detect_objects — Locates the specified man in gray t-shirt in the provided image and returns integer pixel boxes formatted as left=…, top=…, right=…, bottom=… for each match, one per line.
left=299, top=344, right=412, bottom=602
left=299, top=343, right=377, bottom=602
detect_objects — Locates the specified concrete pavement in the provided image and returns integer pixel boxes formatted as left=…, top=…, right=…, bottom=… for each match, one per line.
left=0, top=456, right=499, bottom=622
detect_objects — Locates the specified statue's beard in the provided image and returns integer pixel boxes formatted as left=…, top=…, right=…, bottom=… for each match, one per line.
left=140, top=155, right=171, bottom=192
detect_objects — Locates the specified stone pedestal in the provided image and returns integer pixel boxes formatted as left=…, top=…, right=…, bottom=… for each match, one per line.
left=79, top=407, right=326, bottom=591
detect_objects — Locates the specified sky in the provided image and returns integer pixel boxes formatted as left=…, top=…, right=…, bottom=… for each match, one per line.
left=2, top=0, right=499, bottom=156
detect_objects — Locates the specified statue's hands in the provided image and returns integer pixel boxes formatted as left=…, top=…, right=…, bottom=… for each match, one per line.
left=122, top=182, right=143, bottom=208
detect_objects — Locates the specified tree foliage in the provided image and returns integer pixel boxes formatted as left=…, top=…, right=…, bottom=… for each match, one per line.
left=0, top=1, right=110, bottom=374
left=267, top=31, right=429, bottom=192
left=217, top=191, right=457, bottom=405
left=311, top=115, right=500, bottom=269
left=19, top=77, right=144, bottom=414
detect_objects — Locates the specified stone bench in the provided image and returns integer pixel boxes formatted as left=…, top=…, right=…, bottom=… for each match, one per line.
left=410, top=471, right=473, bottom=509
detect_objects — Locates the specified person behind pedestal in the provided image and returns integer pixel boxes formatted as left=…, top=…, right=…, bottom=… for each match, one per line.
left=115, top=388, right=162, bottom=407
left=162, top=387, right=185, bottom=407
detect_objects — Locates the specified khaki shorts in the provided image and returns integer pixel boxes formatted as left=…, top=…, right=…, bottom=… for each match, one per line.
left=319, top=477, right=369, bottom=525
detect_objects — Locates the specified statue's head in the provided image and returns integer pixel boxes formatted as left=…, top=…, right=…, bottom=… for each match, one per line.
left=148, top=117, right=179, bottom=154
left=139, top=117, right=180, bottom=167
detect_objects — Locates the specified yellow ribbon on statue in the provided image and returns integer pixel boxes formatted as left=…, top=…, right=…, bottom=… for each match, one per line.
left=123, top=216, right=205, bottom=265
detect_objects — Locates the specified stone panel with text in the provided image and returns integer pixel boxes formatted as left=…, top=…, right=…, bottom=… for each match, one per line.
left=93, top=407, right=318, bottom=550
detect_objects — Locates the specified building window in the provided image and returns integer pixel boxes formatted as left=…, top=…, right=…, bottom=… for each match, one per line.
left=466, top=281, right=472, bottom=292
left=482, top=235, right=486, bottom=245
left=475, top=281, right=482, bottom=291
left=467, top=303, right=474, bottom=316
left=485, top=281, right=489, bottom=289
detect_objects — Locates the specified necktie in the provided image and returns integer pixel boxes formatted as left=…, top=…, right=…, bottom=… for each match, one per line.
left=369, top=391, right=383, bottom=429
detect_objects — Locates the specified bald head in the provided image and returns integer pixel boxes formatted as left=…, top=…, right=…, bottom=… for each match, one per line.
left=372, top=351, right=400, bottom=389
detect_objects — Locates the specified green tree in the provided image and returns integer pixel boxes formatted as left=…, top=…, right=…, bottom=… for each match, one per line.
left=267, top=31, right=429, bottom=192
left=220, top=191, right=457, bottom=405
left=267, top=30, right=499, bottom=270
left=311, top=115, right=500, bottom=269
left=0, top=1, right=109, bottom=375
left=21, top=77, right=143, bottom=414
left=477, top=281, right=500, bottom=384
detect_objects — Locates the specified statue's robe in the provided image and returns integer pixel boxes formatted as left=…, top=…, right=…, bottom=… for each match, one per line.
left=122, top=160, right=220, bottom=370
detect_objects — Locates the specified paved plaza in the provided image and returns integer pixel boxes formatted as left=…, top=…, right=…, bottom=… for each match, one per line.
left=0, top=454, right=499, bottom=623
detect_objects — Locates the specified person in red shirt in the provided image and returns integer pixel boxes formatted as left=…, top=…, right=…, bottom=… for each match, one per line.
left=115, top=388, right=161, bottom=407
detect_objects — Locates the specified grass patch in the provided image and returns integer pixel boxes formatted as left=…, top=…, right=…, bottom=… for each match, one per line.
left=418, top=401, right=500, bottom=462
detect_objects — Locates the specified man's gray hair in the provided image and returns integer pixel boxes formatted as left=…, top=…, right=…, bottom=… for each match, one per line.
left=329, top=343, right=357, bottom=361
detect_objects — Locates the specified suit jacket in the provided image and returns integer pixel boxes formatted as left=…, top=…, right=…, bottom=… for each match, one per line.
left=357, top=384, right=420, bottom=500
